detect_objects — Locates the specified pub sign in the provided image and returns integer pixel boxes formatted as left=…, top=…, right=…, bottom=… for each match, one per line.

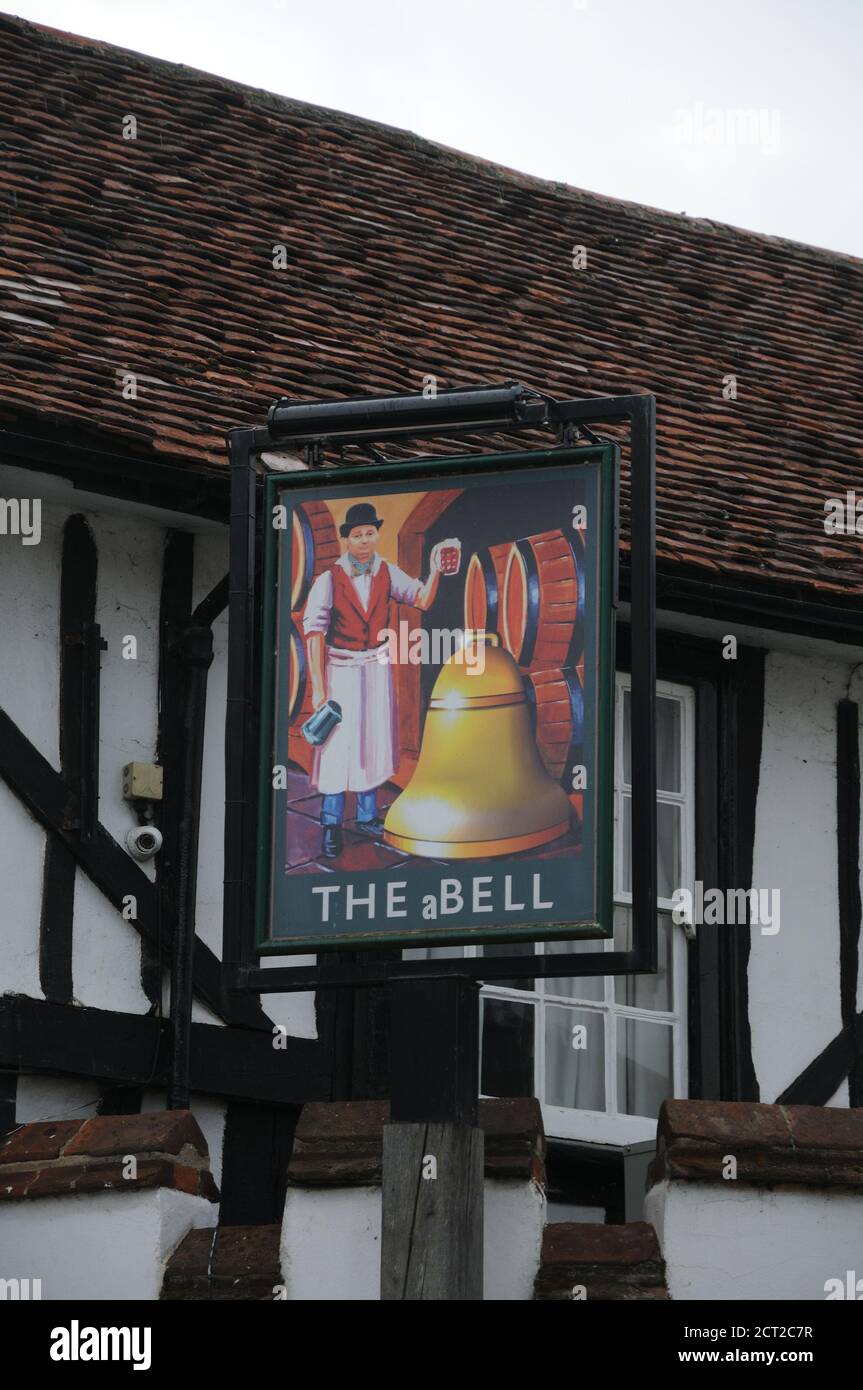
left=256, top=446, right=617, bottom=951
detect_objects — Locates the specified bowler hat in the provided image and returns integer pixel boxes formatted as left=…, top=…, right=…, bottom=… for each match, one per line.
left=340, top=503, right=383, bottom=537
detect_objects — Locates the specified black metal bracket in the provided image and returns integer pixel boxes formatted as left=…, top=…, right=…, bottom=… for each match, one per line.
left=221, top=383, right=656, bottom=993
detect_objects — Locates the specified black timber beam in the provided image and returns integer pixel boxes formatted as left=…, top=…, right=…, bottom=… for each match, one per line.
left=0, top=996, right=330, bottom=1105
left=0, top=423, right=229, bottom=522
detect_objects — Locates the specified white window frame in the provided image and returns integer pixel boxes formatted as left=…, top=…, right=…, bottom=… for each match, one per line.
left=476, top=675, right=696, bottom=1145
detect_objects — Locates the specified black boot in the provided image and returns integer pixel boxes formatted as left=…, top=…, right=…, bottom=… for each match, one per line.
left=355, top=817, right=386, bottom=838
left=322, top=825, right=342, bottom=859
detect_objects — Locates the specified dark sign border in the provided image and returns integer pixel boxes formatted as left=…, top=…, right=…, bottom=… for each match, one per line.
left=254, top=445, right=617, bottom=954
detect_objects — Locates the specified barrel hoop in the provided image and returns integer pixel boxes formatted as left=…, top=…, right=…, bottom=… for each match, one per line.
left=505, top=538, right=541, bottom=665
left=292, top=505, right=316, bottom=611
left=478, top=547, right=500, bottom=633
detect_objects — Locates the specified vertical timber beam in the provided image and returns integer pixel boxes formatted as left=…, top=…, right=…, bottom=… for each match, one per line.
left=223, top=430, right=259, bottom=981
left=168, top=625, right=214, bottom=1110
left=381, top=976, right=483, bottom=1301
left=40, top=514, right=98, bottom=1003
left=153, top=530, right=194, bottom=1012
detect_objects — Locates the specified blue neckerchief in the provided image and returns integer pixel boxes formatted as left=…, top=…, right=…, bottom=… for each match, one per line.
left=347, top=554, right=374, bottom=577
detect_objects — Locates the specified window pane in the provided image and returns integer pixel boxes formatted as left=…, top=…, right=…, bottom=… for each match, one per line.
left=544, top=1005, right=605, bottom=1111
left=481, top=997, right=534, bottom=1097
left=656, top=697, right=682, bottom=794
left=614, top=909, right=673, bottom=1011
left=657, top=800, right=681, bottom=902
left=544, top=938, right=605, bottom=1002
left=480, top=941, right=534, bottom=991
left=621, top=794, right=632, bottom=895
left=620, top=798, right=681, bottom=902
left=617, top=1017, right=673, bottom=1118
left=623, top=689, right=681, bottom=794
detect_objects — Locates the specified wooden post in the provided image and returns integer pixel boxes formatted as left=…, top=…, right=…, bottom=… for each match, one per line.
left=381, top=1122, right=483, bottom=1300
left=381, top=975, right=483, bottom=1301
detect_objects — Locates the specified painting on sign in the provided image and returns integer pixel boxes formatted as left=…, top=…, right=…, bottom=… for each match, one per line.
left=258, top=448, right=616, bottom=951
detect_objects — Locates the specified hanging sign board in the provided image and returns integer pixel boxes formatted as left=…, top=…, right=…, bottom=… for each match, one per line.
left=256, top=445, right=617, bottom=952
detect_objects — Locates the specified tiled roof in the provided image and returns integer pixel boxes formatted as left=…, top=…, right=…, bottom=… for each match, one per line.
left=1, top=15, right=862, bottom=601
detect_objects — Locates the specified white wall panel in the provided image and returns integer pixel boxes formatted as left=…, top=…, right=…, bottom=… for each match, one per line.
left=0, top=471, right=61, bottom=768
left=749, top=651, right=846, bottom=1101
left=72, top=869, right=151, bottom=1013
left=0, top=778, right=45, bottom=999
left=15, top=1072, right=101, bottom=1123
left=90, top=512, right=163, bottom=860
left=192, top=529, right=229, bottom=958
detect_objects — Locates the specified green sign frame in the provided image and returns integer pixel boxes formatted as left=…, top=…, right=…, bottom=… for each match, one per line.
left=255, top=444, right=617, bottom=953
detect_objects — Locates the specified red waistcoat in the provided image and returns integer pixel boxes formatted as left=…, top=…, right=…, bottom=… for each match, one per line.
left=327, top=562, right=392, bottom=651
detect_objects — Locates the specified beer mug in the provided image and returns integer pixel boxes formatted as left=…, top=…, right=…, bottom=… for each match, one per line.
left=302, top=699, right=343, bottom=747
left=437, top=537, right=462, bottom=576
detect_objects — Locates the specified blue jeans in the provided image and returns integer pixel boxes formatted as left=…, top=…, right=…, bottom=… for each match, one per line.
left=321, top=789, right=378, bottom=826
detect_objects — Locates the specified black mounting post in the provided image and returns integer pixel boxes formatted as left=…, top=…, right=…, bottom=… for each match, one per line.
left=390, top=975, right=480, bottom=1125
left=168, top=624, right=214, bottom=1111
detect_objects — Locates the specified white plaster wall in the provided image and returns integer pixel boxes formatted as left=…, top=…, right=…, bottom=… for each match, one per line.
left=72, top=869, right=150, bottom=1013
left=749, top=651, right=847, bottom=1101
left=192, top=529, right=229, bottom=961
left=0, top=469, right=62, bottom=768
left=282, top=1185, right=381, bottom=1301
left=485, top=1179, right=545, bottom=1301
left=646, top=1179, right=863, bottom=1301
left=0, top=1188, right=217, bottom=1301
left=90, top=511, right=162, bottom=864
left=15, top=1073, right=102, bottom=1123
left=259, top=956, right=318, bottom=1041
left=281, top=1180, right=545, bottom=1300
left=0, top=778, right=45, bottom=999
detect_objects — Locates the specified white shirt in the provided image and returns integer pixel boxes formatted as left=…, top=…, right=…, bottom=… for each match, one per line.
left=302, top=551, right=422, bottom=636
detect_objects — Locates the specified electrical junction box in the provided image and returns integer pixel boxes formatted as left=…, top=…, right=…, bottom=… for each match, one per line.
left=122, top=762, right=163, bottom=801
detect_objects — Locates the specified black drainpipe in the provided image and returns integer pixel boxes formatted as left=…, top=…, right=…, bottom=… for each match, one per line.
left=167, top=621, right=215, bottom=1111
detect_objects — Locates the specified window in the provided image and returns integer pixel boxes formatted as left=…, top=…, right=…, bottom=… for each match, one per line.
left=404, top=676, right=695, bottom=1145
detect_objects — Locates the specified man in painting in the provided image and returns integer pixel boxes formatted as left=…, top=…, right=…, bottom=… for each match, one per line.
left=303, top=502, right=443, bottom=858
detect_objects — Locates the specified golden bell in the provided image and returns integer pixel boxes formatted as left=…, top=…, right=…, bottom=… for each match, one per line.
left=383, top=638, right=572, bottom=859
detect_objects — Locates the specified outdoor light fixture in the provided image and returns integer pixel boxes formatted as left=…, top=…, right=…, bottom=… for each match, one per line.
left=266, top=381, right=549, bottom=442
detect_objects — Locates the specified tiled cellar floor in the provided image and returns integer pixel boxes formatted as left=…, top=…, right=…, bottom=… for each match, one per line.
left=283, top=766, right=581, bottom=877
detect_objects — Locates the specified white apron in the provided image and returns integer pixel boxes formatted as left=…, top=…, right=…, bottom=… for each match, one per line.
left=310, top=645, right=399, bottom=794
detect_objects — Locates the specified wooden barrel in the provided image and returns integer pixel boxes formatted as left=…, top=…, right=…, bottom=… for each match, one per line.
left=524, top=666, right=584, bottom=786
left=291, top=500, right=340, bottom=609
left=463, top=543, right=510, bottom=638
left=501, top=528, right=584, bottom=669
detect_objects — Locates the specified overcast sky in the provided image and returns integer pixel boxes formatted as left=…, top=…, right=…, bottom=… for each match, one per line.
left=7, top=0, right=862, bottom=257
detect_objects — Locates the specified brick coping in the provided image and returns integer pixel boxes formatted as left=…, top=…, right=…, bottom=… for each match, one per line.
left=288, top=1097, right=545, bottom=1187
left=0, top=1110, right=218, bottom=1203
left=652, top=1099, right=863, bottom=1190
